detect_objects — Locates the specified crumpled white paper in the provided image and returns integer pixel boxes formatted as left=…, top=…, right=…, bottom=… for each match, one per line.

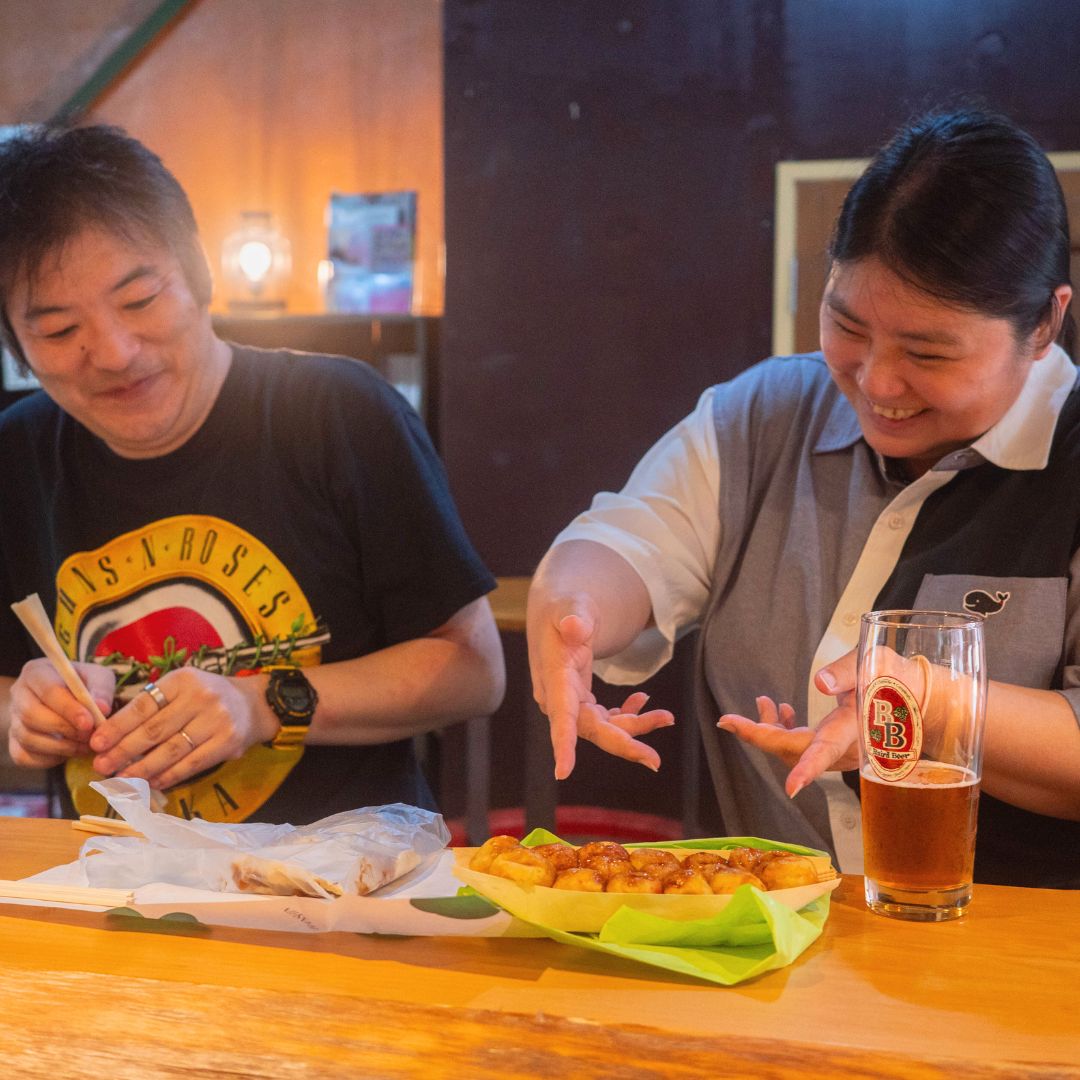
left=79, top=778, right=450, bottom=899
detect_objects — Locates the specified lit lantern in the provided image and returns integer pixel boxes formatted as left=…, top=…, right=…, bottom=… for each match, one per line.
left=220, top=211, right=291, bottom=312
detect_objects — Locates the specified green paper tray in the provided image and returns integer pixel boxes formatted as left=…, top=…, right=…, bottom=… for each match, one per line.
left=455, top=830, right=839, bottom=986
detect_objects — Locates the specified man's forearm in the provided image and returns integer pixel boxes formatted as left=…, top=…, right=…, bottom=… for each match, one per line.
left=296, top=598, right=505, bottom=745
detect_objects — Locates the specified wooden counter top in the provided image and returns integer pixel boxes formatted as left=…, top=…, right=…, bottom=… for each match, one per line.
left=1, top=817, right=1077, bottom=1078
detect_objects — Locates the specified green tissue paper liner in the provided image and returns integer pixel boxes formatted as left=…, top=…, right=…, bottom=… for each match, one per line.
left=483, top=828, right=835, bottom=986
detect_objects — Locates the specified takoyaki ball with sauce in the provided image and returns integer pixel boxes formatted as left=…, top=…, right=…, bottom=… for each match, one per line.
left=577, top=841, right=630, bottom=863
left=758, top=854, right=817, bottom=890
left=724, top=846, right=768, bottom=873
left=578, top=842, right=631, bottom=881
left=662, top=868, right=713, bottom=895
left=581, top=852, right=631, bottom=882
left=681, top=852, right=727, bottom=877
left=552, top=867, right=605, bottom=892
left=469, top=835, right=521, bottom=872
left=532, top=843, right=579, bottom=873
left=489, top=847, right=556, bottom=887
left=605, top=870, right=664, bottom=894
left=628, top=849, right=681, bottom=879
left=708, top=866, right=765, bottom=894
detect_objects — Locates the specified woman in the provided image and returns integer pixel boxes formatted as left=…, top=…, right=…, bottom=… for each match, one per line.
left=526, top=108, right=1080, bottom=887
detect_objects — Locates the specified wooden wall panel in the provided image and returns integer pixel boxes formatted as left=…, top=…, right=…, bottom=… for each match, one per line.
left=0, top=0, right=443, bottom=316
left=792, top=178, right=851, bottom=354
left=0, top=0, right=150, bottom=122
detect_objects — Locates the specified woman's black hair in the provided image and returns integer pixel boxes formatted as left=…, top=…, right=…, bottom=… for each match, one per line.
left=0, top=124, right=213, bottom=367
left=830, top=108, right=1075, bottom=357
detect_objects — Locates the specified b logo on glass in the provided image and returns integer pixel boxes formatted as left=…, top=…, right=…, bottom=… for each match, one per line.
left=862, top=676, right=923, bottom=782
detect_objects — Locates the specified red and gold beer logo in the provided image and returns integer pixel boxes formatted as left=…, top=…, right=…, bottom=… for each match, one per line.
left=862, top=676, right=923, bottom=782
left=53, top=515, right=323, bottom=822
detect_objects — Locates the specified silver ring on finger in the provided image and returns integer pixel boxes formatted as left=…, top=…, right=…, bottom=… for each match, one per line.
left=142, top=681, right=168, bottom=712
left=178, top=728, right=196, bottom=753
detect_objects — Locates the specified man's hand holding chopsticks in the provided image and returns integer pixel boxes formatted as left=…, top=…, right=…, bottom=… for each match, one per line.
left=7, top=658, right=115, bottom=768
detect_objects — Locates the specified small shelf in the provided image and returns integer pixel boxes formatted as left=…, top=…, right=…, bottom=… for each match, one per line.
left=211, top=313, right=440, bottom=441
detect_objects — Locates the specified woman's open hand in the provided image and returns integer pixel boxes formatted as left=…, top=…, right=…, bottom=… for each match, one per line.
left=528, top=599, right=672, bottom=779
left=716, top=651, right=862, bottom=797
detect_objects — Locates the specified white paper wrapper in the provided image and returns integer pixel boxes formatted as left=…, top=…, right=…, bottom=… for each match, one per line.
left=18, top=847, right=538, bottom=937
left=79, top=778, right=450, bottom=898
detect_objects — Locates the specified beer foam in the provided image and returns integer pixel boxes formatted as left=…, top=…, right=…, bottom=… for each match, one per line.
left=861, top=760, right=977, bottom=788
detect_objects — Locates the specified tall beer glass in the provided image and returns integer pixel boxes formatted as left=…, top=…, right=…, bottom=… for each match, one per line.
left=858, top=610, right=987, bottom=922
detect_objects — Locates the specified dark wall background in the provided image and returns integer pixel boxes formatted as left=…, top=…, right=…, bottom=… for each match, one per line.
left=438, top=0, right=1080, bottom=825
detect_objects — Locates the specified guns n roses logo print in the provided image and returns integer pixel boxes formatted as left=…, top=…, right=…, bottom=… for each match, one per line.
left=54, top=515, right=327, bottom=821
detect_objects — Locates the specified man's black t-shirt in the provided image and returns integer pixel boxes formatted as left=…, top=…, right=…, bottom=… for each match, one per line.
left=0, top=346, right=495, bottom=823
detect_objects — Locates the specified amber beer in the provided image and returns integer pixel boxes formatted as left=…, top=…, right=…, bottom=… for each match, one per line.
left=860, top=760, right=980, bottom=893
left=857, top=610, right=986, bottom=921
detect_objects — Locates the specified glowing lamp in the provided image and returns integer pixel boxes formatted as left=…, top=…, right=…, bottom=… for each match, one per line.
left=221, top=211, right=291, bottom=312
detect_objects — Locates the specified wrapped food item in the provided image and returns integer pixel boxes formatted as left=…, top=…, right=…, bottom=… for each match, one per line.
left=79, top=778, right=449, bottom=899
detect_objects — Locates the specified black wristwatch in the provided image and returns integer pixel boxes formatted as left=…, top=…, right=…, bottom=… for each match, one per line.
left=265, top=667, right=318, bottom=750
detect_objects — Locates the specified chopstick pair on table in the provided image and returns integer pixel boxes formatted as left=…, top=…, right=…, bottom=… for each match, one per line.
left=0, top=879, right=134, bottom=908
left=0, top=818, right=143, bottom=910
left=10, top=592, right=168, bottom=811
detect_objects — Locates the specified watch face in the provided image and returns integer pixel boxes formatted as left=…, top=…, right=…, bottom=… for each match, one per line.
left=271, top=669, right=316, bottom=720
left=279, top=678, right=312, bottom=711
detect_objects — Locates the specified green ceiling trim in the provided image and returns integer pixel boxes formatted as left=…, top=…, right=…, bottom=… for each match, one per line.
left=50, top=0, right=195, bottom=124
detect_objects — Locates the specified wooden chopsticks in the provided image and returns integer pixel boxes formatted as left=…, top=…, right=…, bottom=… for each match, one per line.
left=71, top=815, right=144, bottom=839
left=0, top=879, right=134, bottom=908
left=0, top=817, right=144, bottom=908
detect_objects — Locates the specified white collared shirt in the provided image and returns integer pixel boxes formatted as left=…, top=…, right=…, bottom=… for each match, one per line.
left=555, top=345, right=1080, bottom=870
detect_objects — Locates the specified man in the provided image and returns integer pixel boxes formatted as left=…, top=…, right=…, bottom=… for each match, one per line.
left=0, top=124, right=504, bottom=823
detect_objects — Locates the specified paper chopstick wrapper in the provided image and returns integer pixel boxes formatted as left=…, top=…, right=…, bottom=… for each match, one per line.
left=10, top=593, right=108, bottom=726
left=10, top=593, right=167, bottom=811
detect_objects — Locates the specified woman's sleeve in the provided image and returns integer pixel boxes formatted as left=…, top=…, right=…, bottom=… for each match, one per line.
left=552, top=387, right=721, bottom=683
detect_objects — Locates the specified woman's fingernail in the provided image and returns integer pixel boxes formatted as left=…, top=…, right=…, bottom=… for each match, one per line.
left=818, top=671, right=836, bottom=692
left=788, top=780, right=805, bottom=799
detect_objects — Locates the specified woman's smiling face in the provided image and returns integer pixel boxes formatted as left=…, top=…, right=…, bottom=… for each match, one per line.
left=820, top=257, right=1057, bottom=478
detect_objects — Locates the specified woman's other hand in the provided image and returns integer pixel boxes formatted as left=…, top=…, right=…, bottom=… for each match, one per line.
left=717, top=650, right=863, bottom=797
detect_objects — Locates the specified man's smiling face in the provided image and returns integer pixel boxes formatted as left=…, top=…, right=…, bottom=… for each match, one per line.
left=8, top=226, right=228, bottom=459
